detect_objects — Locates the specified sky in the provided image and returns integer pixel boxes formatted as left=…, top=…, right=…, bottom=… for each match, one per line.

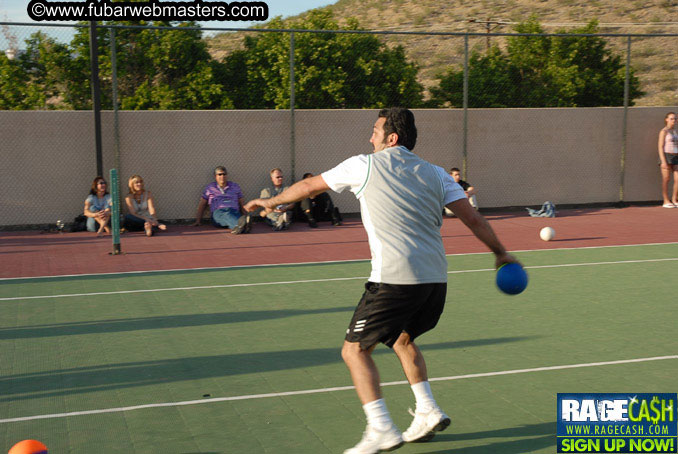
left=0, top=0, right=337, bottom=46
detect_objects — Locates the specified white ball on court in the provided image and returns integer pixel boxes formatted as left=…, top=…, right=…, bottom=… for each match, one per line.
left=540, top=227, right=555, bottom=241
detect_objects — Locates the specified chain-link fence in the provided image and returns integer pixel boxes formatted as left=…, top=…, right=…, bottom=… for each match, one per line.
left=1, top=22, right=677, bottom=227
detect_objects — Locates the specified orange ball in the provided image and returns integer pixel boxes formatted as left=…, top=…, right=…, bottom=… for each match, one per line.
left=8, top=440, right=47, bottom=454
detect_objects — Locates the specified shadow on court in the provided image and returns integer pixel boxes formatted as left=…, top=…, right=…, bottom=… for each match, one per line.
left=419, top=422, right=555, bottom=453
left=0, top=307, right=356, bottom=340
left=0, top=336, right=539, bottom=401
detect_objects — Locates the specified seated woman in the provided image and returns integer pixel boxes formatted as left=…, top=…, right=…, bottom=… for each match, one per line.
left=124, top=175, right=167, bottom=236
left=84, top=176, right=112, bottom=235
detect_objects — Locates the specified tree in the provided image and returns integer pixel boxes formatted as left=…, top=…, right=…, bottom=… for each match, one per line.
left=222, top=11, right=424, bottom=109
left=430, top=18, right=643, bottom=108
left=0, top=31, right=73, bottom=110
left=61, top=21, right=233, bottom=110
left=430, top=47, right=516, bottom=108
left=1, top=20, right=233, bottom=110
left=18, top=32, right=77, bottom=109
left=0, top=53, right=44, bottom=109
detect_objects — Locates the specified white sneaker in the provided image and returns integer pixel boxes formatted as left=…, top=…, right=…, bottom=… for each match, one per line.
left=343, top=424, right=404, bottom=454
left=402, top=407, right=451, bottom=443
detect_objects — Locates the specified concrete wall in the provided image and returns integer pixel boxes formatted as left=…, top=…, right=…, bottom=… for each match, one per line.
left=0, top=107, right=673, bottom=226
left=626, top=108, right=669, bottom=202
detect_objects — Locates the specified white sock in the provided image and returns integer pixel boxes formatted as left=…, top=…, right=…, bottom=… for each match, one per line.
left=363, top=398, right=394, bottom=431
left=411, top=381, right=437, bottom=413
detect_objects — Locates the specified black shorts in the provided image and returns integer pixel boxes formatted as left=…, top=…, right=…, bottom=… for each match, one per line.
left=665, top=153, right=678, bottom=166
left=345, top=282, right=447, bottom=350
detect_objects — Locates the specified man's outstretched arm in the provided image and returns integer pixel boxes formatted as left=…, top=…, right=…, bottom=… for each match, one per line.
left=244, top=175, right=330, bottom=214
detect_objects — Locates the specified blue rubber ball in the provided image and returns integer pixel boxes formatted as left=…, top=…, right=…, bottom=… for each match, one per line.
left=496, top=263, right=528, bottom=295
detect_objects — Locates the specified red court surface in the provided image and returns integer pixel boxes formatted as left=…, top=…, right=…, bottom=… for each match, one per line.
left=1, top=206, right=676, bottom=279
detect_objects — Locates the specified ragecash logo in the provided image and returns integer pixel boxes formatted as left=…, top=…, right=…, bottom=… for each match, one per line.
left=557, top=393, right=677, bottom=453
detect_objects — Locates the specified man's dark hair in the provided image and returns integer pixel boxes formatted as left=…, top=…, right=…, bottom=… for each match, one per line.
left=378, top=107, right=417, bottom=151
left=449, top=167, right=460, bottom=173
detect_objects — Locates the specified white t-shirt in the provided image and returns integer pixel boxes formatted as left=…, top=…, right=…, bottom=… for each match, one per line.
left=322, top=146, right=466, bottom=284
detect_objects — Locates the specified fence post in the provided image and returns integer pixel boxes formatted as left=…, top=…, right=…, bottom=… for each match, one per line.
left=110, top=27, right=121, bottom=197
left=89, top=21, right=103, bottom=176
left=462, top=34, right=469, bottom=179
left=620, top=35, right=631, bottom=203
left=289, top=31, right=296, bottom=182
left=110, top=169, right=121, bottom=255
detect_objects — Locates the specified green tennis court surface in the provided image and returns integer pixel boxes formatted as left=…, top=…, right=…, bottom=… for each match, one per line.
left=1, top=244, right=677, bottom=453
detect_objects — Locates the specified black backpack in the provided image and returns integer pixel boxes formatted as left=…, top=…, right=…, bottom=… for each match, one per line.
left=70, top=215, right=87, bottom=232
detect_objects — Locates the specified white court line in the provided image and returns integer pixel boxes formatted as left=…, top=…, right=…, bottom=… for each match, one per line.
left=0, top=276, right=368, bottom=301
left=2, top=257, right=678, bottom=302
left=1, top=355, right=676, bottom=424
left=2, top=241, right=678, bottom=281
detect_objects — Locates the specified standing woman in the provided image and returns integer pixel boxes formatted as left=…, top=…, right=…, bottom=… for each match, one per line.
left=658, top=112, right=678, bottom=208
left=124, top=174, right=167, bottom=236
left=84, top=176, right=112, bottom=235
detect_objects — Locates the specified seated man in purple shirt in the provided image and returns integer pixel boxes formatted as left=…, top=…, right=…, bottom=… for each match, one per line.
left=192, top=166, right=251, bottom=234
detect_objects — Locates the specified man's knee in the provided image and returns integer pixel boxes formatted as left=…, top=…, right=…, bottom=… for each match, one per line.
left=341, top=341, right=360, bottom=363
left=341, top=341, right=375, bottom=363
left=393, top=331, right=412, bottom=349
